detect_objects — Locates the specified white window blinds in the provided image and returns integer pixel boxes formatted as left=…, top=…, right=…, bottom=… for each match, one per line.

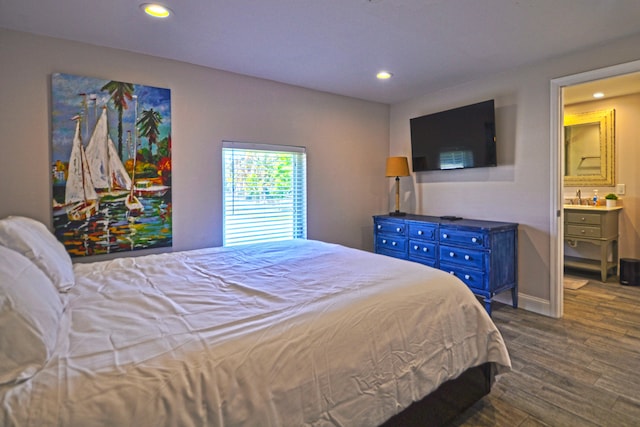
left=222, top=141, right=307, bottom=246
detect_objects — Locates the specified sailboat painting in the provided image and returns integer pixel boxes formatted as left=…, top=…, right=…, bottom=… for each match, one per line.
left=51, top=73, right=172, bottom=257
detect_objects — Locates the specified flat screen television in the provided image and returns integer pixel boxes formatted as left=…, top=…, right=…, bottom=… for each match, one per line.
left=410, top=99, right=497, bottom=172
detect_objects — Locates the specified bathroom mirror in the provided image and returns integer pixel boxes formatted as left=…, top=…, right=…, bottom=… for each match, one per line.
left=564, top=108, right=615, bottom=186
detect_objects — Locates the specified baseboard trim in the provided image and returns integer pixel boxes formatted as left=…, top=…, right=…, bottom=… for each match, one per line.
left=492, top=292, right=553, bottom=317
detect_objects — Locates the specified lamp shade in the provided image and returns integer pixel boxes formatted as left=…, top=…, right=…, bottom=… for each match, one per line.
left=385, top=156, right=410, bottom=177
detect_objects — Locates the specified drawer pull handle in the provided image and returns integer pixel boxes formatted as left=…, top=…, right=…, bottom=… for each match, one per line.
left=581, top=217, right=586, bottom=221
left=443, top=233, right=448, bottom=239
left=464, top=255, right=470, bottom=260
left=465, top=274, right=470, bottom=280
left=382, top=239, right=387, bottom=244
left=449, top=271, right=455, bottom=275
left=377, top=225, right=382, bottom=230
left=423, top=247, right=428, bottom=252
left=414, top=245, right=419, bottom=250
left=392, top=241, right=397, bottom=246
left=396, top=227, right=402, bottom=232
left=449, top=252, right=455, bottom=257
left=471, top=237, right=478, bottom=243
left=581, top=229, right=586, bottom=234
left=418, top=230, right=423, bottom=235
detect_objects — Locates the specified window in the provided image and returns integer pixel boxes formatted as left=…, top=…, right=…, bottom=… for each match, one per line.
left=222, top=141, right=307, bottom=246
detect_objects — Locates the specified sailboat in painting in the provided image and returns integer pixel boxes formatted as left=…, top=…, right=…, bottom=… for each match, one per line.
left=124, top=128, right=144, bottom=215
left=85, top=107, right=132, bottom=198
left=65, top=117, right=99, bottom=221
left=85, top=106, right=143, bottom=214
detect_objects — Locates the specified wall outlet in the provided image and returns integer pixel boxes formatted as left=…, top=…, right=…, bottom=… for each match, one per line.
left=616, top=183, right=626, bottom=195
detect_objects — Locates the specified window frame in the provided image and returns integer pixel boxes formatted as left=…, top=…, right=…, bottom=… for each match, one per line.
left=222, top=141, right=307, bottom=246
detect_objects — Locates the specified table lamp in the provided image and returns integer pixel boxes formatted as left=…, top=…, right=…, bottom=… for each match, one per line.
left=385, top=156, right=410, bottom=216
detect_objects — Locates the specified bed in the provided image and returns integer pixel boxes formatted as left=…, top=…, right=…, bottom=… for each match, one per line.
left=0, top=216, right=511, bottom=427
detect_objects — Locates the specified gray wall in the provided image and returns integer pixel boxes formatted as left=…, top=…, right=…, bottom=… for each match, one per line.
left=389, top=32, right=640, bottom=315
left=0, top=29, right=390, bottom=256
left=4, top=27, right=640, bottom=316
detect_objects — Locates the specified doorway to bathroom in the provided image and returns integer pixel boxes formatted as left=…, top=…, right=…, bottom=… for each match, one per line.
left=551, top=60, right=640, bottom=318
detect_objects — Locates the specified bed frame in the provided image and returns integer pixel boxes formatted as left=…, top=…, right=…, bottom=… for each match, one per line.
left=381, top=363, right=493, bottom=427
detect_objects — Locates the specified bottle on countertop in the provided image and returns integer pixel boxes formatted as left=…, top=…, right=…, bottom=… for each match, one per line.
left=593, top=189, right=599, bottom=206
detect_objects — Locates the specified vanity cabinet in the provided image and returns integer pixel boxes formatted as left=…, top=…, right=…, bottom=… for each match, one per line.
left=564, top=206, right=622, bottom=281
left=373, top=214, right=518, bottom=315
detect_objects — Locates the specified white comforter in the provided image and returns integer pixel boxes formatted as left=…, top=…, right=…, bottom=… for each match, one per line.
left=1, top=240, right=510, bottom=427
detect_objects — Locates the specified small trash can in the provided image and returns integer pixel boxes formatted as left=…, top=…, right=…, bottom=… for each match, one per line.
left=620, top=258, right=640, bottom=286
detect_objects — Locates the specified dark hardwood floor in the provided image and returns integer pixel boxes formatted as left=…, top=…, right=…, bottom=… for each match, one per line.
left=449, top=272, right=640, bottom=427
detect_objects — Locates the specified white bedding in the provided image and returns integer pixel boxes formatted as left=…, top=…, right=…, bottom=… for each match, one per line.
left=0, top=239, right=510, bottom=427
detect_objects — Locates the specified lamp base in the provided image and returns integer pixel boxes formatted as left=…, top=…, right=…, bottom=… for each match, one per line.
left=389, top=211, right=406, bottom=217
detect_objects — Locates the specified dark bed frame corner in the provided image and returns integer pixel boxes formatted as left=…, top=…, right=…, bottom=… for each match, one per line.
left=380, top=363, right=493, bottom=427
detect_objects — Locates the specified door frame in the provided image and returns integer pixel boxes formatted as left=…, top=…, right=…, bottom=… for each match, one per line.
left=549, top=59, right=640, bottom=318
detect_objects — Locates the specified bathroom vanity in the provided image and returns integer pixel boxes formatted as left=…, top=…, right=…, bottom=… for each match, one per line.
left=564, top=205, right=622, bottom=281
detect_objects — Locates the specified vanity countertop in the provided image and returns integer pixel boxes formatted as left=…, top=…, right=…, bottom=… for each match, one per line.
left=563, top=205, right=623, bottom=211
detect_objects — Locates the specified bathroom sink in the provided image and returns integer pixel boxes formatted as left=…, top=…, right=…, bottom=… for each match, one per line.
left=563, top=204, right=617, bottom=210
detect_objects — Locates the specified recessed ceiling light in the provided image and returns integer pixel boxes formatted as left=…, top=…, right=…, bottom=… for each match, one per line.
left=593, top=92, right=605, bottom=98
left=377, top=71, right=393, bottom=80
left=141, top=3, right=172, bottom=18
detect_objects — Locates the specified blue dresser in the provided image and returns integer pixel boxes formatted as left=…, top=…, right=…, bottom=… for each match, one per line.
left=373, top=214, right=518, bottom=315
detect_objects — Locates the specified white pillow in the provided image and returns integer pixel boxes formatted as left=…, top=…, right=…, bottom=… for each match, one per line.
left=0, top=246, right=64, bottom=384
left=0, top=216, right=75, bottom=292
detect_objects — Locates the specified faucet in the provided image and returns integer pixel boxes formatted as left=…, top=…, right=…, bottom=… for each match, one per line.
left=576, top=189, right=581, bottom=205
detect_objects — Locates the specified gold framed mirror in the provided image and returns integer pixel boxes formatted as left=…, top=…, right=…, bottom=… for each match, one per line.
left=564, top=108, right=615, bottom=186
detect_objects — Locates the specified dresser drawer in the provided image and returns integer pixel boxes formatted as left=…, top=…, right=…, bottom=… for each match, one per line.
left=566, top=224, right=601, bottom=238
left=439, top=245, right=485, bottom=269
left=374, top=219, right=406, bottom=237
left=410, top=256, right=437, bottom=268
left=440, top=262, right=486, bottom=291
left=408, top=223, right=437, bottom=241
left=439, top=228, right=485, bottom=248
left=565, top=212, right=601, bottom=226
left=409, top=239, right=437, bottom=261
left=375, top=235, right=406, bottom=253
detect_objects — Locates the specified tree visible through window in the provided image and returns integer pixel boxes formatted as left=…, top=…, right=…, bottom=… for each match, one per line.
left=222, top=141, right=307, bottom=246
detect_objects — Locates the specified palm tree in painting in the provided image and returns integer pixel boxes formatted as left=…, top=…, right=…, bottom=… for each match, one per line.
left=100, top=80, right=134, bottom=159
left=137, top=108, right=163, bottom=163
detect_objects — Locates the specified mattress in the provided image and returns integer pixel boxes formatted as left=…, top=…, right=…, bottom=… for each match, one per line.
left=0, top=239, right=510, bottom=426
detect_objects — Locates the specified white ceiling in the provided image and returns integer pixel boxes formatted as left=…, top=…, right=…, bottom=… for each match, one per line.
left=2, top=0, right=640, bottom=104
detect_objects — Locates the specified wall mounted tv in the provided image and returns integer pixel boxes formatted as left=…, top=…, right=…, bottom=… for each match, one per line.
left=410, top=99, right=497, bottom=172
